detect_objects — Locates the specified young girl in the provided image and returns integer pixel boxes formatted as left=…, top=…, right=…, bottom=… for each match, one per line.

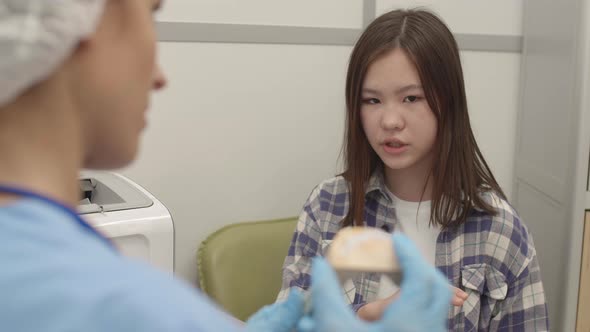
left=278, top=9, right=549, bottom=331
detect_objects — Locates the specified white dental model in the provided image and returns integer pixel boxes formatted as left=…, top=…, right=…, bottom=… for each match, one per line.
left=326, top=227, right=402, bottom=284
left=303, top=227, right=403, bottom=314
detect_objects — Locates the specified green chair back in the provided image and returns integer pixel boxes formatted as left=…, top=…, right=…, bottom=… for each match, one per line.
left=197, top=217, right=297, bottom=321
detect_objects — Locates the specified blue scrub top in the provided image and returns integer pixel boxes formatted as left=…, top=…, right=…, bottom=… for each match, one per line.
left=0, top=198, right=242, bottom=332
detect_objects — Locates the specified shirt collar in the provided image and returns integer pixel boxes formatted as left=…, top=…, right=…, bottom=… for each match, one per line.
left=364, top=166, right=490, bottom=212
left=365, top=166, right=389, bottom=200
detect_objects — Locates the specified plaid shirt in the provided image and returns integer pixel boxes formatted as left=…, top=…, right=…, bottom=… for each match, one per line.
left=277, top=170, right=549, bottom=331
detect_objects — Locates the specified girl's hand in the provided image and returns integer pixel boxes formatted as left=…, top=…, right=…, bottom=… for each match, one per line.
left=358, top=286, right=468, bottom=321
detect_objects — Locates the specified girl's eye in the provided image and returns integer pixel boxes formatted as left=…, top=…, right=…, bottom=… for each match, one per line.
left=362, top=98, right=381, bottom=105
left=403, top=95, right=422, bottom=103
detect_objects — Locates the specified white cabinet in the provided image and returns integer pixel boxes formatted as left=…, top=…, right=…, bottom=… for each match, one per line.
left=517, top=0, right=590, bottom=330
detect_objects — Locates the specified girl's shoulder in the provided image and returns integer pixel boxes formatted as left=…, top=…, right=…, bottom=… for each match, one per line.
left=470, top=190, right=536, bottom=257
left=302, top=176, right=351, bottom=221
left=306, top=175, right=351, bottom=202
left=471, top=190, right=529, bottom=235
left=477, top=190, right=520, bottom=221
left=315, top=175, right=350, bottom=194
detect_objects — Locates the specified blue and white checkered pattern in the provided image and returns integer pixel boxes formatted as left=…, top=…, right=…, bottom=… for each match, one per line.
left=276, top=170, right=549, bottom=331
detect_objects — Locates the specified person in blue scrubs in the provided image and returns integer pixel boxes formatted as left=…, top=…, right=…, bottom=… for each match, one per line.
left=0, top=1, right=451, bottom=331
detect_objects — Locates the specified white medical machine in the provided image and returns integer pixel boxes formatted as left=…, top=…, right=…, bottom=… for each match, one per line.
left=78, top=171, right=174, bottom=273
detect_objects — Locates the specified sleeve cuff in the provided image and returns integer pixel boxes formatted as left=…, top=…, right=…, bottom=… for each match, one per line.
left=351, top=302, right=367, bottom=313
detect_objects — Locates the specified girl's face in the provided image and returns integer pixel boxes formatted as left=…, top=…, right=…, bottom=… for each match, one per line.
left=361, top=48, right=437, bottom=181
left=73, top=0, right=167, bottom=170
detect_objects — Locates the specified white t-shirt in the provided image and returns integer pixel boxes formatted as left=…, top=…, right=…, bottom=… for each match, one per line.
left=376, top=189, right=441, bottom=299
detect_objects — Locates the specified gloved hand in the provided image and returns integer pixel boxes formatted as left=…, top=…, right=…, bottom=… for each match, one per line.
left=297, top=233, right=452, bottom=332
left=244, top=289, right=304, bottom=332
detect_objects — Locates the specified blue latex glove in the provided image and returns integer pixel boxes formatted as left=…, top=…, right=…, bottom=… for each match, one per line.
left=244, top=289, right=304, bottom=332
left=298, top=233, right=451, bottom=332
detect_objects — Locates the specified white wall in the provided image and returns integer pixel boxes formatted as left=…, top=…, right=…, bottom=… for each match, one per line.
left=376, top=0, right=523, bottom=35
left=124, top=42, right=351, bottom=284
left=123, top=1, right=524, bottom=286
left=157, top=0, right=364, bottom=28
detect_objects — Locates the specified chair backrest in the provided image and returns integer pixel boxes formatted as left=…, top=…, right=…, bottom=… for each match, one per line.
left=197, top=217, right=297, bottom=321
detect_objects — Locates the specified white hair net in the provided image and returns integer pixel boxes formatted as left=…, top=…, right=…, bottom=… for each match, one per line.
left=0, top=0, right=105, bottom=106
